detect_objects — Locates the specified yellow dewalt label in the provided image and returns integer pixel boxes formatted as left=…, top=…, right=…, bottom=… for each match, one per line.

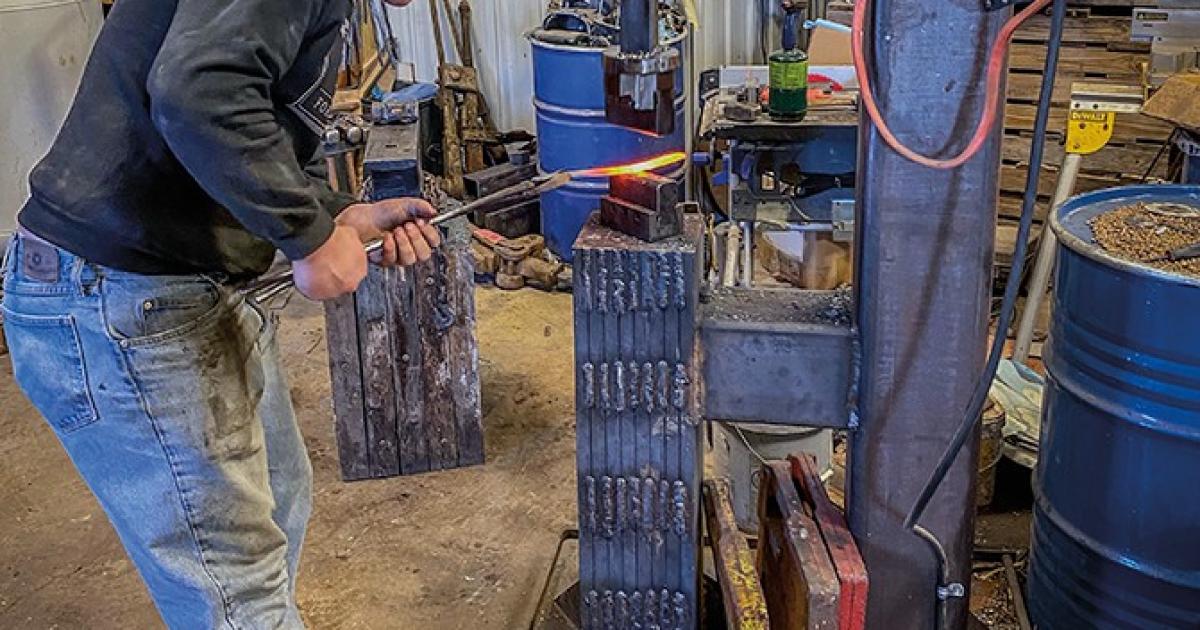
left=1070, top=110, right=1109, bottom=123
left=1066, top=110, right=1116, bottom=155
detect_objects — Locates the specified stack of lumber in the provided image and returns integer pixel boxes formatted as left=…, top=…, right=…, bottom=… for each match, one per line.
left=826, top=1, right=1176, bottom=270
left=997, top=0, right=1173, bottom=268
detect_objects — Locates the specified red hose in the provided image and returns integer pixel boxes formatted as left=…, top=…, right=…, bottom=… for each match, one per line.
left=851, top=0, right=1053, bottom=170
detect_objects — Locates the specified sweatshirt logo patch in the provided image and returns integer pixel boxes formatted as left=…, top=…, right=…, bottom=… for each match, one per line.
left=287, top=32, right=343, bottom=134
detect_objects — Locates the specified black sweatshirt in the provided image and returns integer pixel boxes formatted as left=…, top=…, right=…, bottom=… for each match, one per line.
left=19, top=0, right=359, bottom=277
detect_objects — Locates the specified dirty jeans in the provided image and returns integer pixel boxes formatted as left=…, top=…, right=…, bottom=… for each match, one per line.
left=1, top=233, right=311, bottom=629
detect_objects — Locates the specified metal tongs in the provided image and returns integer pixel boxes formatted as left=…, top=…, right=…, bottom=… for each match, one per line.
left=245, top=172, right=571, bottom=301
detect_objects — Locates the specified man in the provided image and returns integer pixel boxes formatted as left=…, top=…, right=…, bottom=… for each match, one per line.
left=1, top=0, right=428, bottom=627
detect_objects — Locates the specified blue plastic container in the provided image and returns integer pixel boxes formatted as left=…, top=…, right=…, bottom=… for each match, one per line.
left=530, top=35, right=686, bottom=261
left=1029, top=185, right=1200, bottom=629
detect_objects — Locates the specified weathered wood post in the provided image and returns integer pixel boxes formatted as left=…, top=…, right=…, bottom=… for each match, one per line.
left=325, top=122, right=483, bottom=481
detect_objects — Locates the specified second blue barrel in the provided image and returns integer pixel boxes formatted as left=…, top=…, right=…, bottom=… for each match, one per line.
left=1029, top=185, right=1200, bottom=628
left=530, top=34, right=686, bottom=262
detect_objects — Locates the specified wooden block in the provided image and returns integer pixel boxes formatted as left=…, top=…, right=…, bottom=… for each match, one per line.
left=416, top=249, right=460, bottom=470
left=358, top=267, right=402, bottom=478
left=326, top=121, right=483, bottom=481
left=1005, top=72, right=1141, bottom=106
left=326, top=294, right=370, bottom=481
left=1000, top=163, right=1129, bottom=201
left=756, top=462, right=839, bottom=630
left=1142, top=73, right=1200, bottom=133
left=703, top=479, right=770, bottom=630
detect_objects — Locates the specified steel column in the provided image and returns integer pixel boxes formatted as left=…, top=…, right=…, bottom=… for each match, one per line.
left=573, top=214, right=704, bottom=629
left=849, top=1, right=1007, bottom=628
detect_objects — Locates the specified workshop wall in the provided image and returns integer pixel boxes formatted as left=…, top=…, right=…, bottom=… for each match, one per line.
left=0, top=0, right=103, bottom=241
left=386, top=1, right=780, bottom=132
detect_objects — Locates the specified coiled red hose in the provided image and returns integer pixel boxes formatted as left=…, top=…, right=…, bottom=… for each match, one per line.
left=851, top=0, right=1053, bottom=169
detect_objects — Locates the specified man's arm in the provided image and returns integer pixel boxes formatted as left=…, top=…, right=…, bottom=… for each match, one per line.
left=147, top=0, right=340, bottom=261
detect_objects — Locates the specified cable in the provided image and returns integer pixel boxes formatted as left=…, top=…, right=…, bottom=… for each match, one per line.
left=902, top=1, right=1068, bottom=623
left=1141, top=133, right=1172, bottom=183
left=851, top=0, right=1052, bottom=170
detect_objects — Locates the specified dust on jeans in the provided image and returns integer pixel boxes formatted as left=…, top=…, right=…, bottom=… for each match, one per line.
left=194, top=307, right=267, bottom=459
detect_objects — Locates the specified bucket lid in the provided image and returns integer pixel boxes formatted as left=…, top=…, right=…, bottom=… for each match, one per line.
left=1050, top=184, right=1200, bottom=288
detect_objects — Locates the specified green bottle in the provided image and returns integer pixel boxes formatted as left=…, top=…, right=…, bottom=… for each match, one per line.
left=768, top=48, right=809, bottom=122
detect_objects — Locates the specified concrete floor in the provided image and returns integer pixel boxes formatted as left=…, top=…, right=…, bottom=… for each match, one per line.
left=0, top=284, right=1030, bottom=629
left=0, top=287, right=578, bottom=629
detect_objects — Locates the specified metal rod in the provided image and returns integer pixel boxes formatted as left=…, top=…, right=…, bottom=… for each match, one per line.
left=428, top=0, right=447, bottom=68
left=246, top=173, right=569, bottom=299
left=722, top=223, right=741, bottom=288
left=740, top=221, right=753, bottom=287
left=619, top=0, right=657, bottom=54
left=1004, top=554, right=1033, bottom=630
left=1012, top=152, right=1083, bottom=364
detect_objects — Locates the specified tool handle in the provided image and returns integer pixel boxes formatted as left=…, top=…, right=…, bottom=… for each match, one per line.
left=1168, top=242, right=1200, bottom=262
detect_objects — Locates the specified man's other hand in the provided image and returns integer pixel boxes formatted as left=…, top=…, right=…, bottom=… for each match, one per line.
left=293, top=225, right=369, bottom=301
left=337, top=199, right=442, bottom=267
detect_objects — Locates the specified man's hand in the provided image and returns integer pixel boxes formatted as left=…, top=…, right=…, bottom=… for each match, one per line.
left=336, top=198, right=442, bottom=267
left=293, top=225, right=369, bottom=300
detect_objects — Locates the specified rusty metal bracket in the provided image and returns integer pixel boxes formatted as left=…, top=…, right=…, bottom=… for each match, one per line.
left=790, top=454, right=869, bottom=630
left=703, top=479, right=770, bottom=630
left=756, top=461, right=841, bottom=629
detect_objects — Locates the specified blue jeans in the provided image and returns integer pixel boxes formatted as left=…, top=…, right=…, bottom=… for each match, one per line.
left=2, top=233, right=312, bottom=629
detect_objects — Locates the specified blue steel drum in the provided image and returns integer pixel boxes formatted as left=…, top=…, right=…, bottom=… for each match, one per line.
left=530, top=35, right=686, bottom=261
left=1029, top=185, right=1200, bottom=629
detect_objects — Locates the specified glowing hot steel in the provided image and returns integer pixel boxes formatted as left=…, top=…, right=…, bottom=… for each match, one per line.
left=569, top=151, right=688, bottom=179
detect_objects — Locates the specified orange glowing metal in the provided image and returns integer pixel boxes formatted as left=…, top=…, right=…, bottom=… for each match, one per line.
left=569, top=151, right=688, bottom=179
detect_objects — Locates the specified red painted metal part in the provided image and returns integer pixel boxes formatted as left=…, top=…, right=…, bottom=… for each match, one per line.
left=757, top=462, right=840, bottom=629
left=790, top=454, right=869, bottom=630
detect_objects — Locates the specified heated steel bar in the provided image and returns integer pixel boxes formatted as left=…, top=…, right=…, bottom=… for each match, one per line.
left=849, top=1, right=1007, bottom=628
left=573, top=214, right=703, bottom=629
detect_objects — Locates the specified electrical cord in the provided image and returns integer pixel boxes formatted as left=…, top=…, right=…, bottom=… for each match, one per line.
left=851, top=0, right=1053, bottom=170
left=898, top=1, right=1068, bottom=625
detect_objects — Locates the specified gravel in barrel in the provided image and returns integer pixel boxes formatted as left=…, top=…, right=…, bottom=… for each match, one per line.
left=1088, top=202, right=1200, bottom=280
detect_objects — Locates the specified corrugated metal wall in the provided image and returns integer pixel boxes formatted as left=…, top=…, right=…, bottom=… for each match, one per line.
left=386, top=1, right=779, bottom=132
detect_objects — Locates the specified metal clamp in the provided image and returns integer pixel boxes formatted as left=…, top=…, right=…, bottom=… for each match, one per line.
left=937, top=583, right=966, bottom=600
left=832, top=199, right=855, bottom=242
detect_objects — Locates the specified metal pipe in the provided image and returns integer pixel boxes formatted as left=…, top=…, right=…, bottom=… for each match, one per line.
left=722, top=223, right=741, bottom=288
left=1012, top=152, right=1083, bottom=364
left=619, top=0, right=656, bottom=54
left=685, top=21, right=696, bottom=203
left=740, top=220, right=753, bottom=287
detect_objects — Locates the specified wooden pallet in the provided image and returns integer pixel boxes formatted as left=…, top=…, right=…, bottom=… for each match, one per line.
left=998, top=2, right=1174, bottom=260
left=826, top=2, right=1175, bottom=263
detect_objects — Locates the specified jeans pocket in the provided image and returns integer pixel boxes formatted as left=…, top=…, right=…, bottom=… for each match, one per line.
left=1, top=309, right=99, bottom=433
left=103, top=275, right=224, bottom=345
